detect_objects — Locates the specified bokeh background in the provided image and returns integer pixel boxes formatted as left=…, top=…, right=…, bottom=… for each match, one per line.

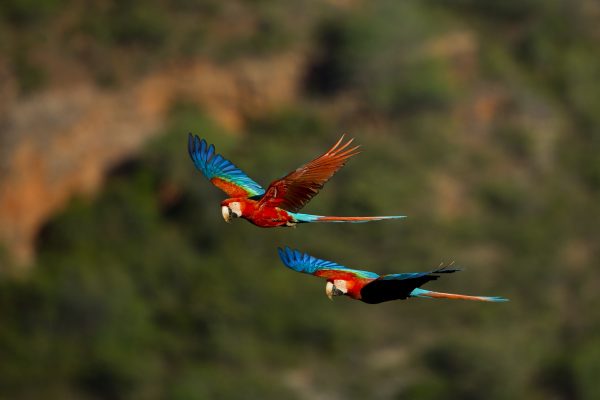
left=1, top=0, right=600, bottom=398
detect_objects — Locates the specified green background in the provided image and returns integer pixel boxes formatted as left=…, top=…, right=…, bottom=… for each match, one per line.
left=1, top=1, right=599, bottom=398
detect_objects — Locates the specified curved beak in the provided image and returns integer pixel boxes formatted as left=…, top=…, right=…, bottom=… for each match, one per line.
left=221, top=206, right=231, bottom=223
left=325, top=281, right=334, bottom=300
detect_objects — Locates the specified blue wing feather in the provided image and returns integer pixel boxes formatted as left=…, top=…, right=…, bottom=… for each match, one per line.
left=278, top=247, right=379, bottom=279
left=188, top=134, right=265, bottom=197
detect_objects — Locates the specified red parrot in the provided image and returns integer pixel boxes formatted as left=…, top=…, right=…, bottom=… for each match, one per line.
left=278, top=247, right=509, bottom=304
left=188, top=134, right=405, bottom=227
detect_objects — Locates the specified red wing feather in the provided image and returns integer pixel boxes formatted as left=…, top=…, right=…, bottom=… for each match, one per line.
left=314, top=270, right=365, bottom=281
left=259, top=135, right=360, bottom=212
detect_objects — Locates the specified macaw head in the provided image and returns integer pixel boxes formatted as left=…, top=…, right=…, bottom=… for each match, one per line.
left=325, top=280, right=348, bottom=300
left=221, top=200, right=243, bottom=223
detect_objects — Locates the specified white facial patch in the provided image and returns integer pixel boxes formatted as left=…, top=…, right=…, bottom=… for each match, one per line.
left=229, top=202, right=242, bottom=217
left=333, top=280, right=348, bottom=294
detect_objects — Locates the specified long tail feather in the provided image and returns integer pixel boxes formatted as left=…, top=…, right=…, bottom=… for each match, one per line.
left=290, top=213, right=406, bottom=223
left=410, top=288, right=508, bottom=302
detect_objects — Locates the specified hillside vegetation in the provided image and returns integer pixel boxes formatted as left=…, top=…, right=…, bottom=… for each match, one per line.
left=1, top=1, right=599, bottom=399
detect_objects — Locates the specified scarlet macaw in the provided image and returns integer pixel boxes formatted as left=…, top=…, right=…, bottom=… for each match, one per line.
left=188, top=134, right=405, bottom=227
left=278, top=247, right=508, bottom=304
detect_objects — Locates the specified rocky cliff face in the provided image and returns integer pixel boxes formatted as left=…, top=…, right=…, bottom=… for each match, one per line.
left=0, top=53, right=305, bottom=266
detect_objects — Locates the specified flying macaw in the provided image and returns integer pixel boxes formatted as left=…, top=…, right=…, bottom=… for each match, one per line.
left=188, top=134, right=406, bottom=227
left=278, top=247, right=508, bottom=304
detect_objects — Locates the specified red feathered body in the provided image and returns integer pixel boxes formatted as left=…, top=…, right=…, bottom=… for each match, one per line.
left=221, top=198, right=295, bottom=227
left=191, top=135, right=405, bottom=227
left=336, top=278, right=369, bottom=300
left=314, top=270, right=373, bottom=300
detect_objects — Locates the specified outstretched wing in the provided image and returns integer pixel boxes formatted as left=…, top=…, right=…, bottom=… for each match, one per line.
left=360, top=265, right=461, bottom=304
left=277, top=247, right=379, bottom=280
left=379, top=265, right=461, bottom=281
left=259, top=135, right=360, bottom=212
left=188, top=134, right=265, bottom=198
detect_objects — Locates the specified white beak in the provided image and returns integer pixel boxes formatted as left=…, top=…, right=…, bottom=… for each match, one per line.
left=326, top=281, right=334, bottom=300
left=221, top=206, right=231, bottom=223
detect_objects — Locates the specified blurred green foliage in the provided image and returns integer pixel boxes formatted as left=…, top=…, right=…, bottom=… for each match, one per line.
left=81, top=0, right=168, bottom=47
left=2, top=0, right=600, bottom=399
left=305, top=2, right=457, bottom=116
left=0, top=0, right=65, bottom=26
left=11, top=46, right=46, bottom=94
left=1, top=0, right=309, bottom=94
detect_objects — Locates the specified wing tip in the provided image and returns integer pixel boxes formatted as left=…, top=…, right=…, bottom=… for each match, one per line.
left=329, top=133, right=358, bottom=155
left=188, top=133, right=195, bottom=158
left=188, top=134, right=212, bottom=167
left=279, top=246, right=299, bottom=264
left=277, top=246, right=286, bottom=263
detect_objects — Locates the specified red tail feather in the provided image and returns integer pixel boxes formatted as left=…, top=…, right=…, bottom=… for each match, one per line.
left=416, top=290, right=508, bottom=302
left=315, top=215, right=405, bottom=223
